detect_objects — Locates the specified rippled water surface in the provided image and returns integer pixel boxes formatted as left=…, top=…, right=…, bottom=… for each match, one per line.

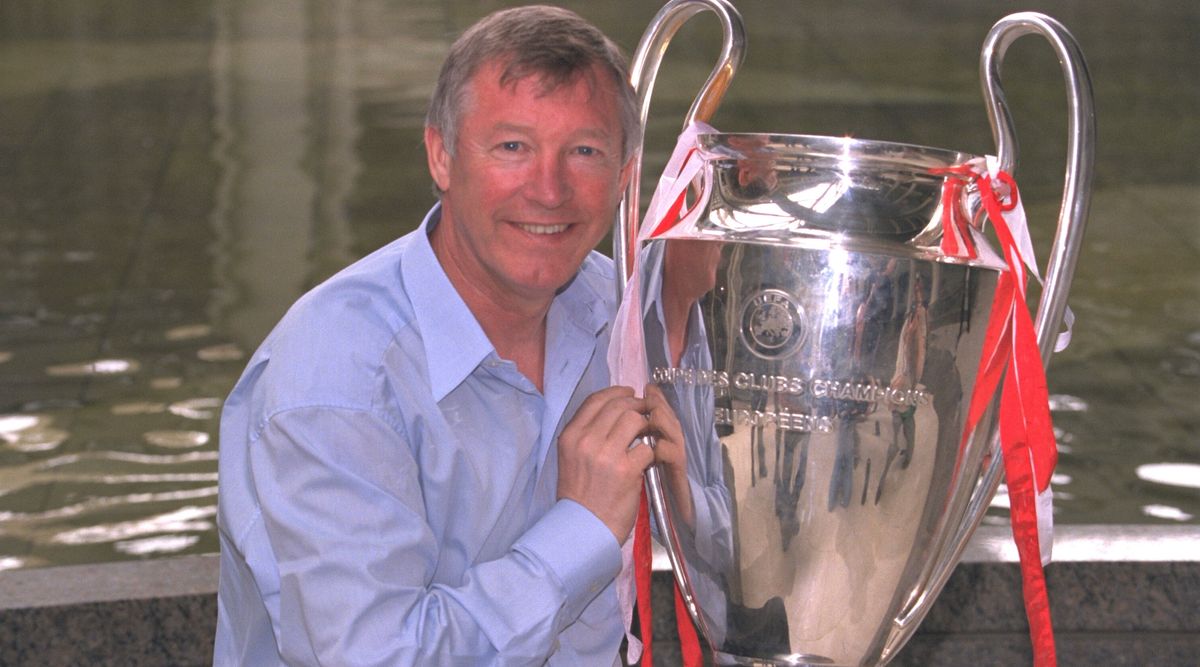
left=1, top=0, right=1197, bottom=569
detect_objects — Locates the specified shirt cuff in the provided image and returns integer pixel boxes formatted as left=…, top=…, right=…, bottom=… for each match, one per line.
left=514, top=499, right=622, bottom=618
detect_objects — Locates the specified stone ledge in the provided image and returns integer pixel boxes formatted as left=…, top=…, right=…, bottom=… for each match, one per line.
left=0, top=596, right=216, bottom=667
left=0, top=525, right=1196, bottom=665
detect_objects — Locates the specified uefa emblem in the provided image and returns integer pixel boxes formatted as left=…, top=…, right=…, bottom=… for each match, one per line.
left=740, top=288, right=807, bottom=359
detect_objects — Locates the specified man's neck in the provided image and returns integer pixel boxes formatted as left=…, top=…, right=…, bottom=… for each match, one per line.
left=460, top=285, right=550, bottom=393
left=429, top=235, right=552, bottom=392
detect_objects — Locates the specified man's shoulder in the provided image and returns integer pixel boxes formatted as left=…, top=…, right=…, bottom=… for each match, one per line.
left=246, top=233, right=428, bottom=411
left=291, top=235, right=417, bottom=342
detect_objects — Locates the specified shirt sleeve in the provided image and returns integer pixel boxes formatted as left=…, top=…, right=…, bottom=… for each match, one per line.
left=246, top=406, right=622, bottom=666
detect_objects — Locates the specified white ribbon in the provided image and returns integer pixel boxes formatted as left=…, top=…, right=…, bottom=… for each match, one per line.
left=610, top=121, right=714, bottom=663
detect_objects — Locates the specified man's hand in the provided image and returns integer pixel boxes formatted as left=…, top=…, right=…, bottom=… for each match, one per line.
left=557, top=386, right=656, bottom=542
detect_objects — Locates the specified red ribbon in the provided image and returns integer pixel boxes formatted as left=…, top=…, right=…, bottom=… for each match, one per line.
left=634, top=487, right=703, bottom=666
left=634, top=489, right=654, bottom=665
left=648, top=148, right=700, bottom=239
left=956, top=169, right=1058, bottom=666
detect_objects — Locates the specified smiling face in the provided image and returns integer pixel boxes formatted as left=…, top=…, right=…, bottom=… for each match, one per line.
left=426, top=61, right=632, bottom=314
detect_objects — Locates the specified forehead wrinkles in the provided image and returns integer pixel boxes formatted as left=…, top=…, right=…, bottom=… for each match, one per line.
left=458, top=63, right=617, bottom=139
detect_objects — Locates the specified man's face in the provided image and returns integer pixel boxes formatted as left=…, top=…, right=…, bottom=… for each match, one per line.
left=426, top=62, right=632, bottom=309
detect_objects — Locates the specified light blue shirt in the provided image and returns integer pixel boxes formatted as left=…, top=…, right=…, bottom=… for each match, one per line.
left=214, top=205, right=624, bottom=666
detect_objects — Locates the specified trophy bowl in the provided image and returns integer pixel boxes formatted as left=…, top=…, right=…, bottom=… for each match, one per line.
left=639, top=133, right=1004, bottom=666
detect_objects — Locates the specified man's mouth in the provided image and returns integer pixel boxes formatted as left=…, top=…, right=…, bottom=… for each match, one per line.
left=516, top=223, right=569, bottom=235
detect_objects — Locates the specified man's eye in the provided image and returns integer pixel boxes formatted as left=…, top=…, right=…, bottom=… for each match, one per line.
left=575, top=146, right=597, bottom=156
left=499, top=141, right=523, bottom=152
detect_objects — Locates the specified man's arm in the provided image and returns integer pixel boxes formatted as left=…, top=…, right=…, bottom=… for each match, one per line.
left=246, top=406, right=621, bottom=666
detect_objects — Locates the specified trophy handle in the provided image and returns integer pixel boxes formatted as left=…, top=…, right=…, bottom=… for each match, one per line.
left=982, top=11, right=1095, bottom=362
left=614, top=0, right=745, bottom=640
left=895, top=11, right=1096, bottom=638
left=615, top=0, right=745, bottom=289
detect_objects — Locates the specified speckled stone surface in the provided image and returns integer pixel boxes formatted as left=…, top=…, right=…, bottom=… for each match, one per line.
left=0, top=548, right=1196, bottom=665
left=0, top=596, right=215, bottom=667
left=645, top=560, right=1200, bottom=666
left=893, top=561, right=1200, bottom=666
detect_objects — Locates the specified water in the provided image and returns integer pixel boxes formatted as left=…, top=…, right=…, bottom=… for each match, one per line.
left=0, top=0, right=1197, bottom=569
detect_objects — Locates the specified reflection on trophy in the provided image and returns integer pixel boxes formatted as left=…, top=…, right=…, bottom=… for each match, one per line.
left=620, top=1, right=1094, bottom=665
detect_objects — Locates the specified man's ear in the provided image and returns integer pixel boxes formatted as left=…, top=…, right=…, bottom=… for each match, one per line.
left=425, top=125, right=452, bottom=193
left=617, top=152, right=637, bottom=193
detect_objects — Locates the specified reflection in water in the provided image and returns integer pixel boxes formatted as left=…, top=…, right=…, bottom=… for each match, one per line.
left=0, top=448, right=217, bottom=558
left=0, top=1, right=1197, bottom=575
left=1136, top=463, right=1200, bottom=490
left=45, top=358, right=141, bottom=377
left=112, top=402, right=167, bottom=416
left=0, top=0, right=369, bottom=570
left=196, top=343, right=246, bottom=362
left=164, top=324, right=214, bottom=341
left=0, top=414, right=69, bottom=452
left=208, top=0, right=361, bottom=351
left=52, top=505, right=216, bottom=546
left=209, top=0, right=316, bottom=348
left=1048, top=394, right=1088, bottom=412
left=116, top=534, right=201, bottom=556
left=0, top=422, right=219, bottom=562
left=0, top=415, right=40, bottom=434
left=168, top=397, right=223, bottom=420
left=1142, top=505, right=1194, bottom=522
left=144, top=430, right=211, bottom=448
left=150, top=377, right=185, bottom=390
left=0, top=451, right=218, bottom=497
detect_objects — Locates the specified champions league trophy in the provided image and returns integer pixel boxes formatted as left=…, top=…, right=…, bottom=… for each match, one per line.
left=613, top=1, right=1094, bottom=665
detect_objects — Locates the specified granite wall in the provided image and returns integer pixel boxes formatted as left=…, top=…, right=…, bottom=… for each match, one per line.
left=1, top=527, right=1197, bottom=666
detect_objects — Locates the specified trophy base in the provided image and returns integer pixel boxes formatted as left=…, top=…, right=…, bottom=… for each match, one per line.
left=713, top=650, right=836, bottom=666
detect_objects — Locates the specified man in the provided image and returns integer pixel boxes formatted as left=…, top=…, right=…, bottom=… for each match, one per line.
left=213, top=5, right=689, bottom=665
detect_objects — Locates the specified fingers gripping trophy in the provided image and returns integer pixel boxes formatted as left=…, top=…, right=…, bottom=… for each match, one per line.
left=609, top=1, right=1095, bottom=665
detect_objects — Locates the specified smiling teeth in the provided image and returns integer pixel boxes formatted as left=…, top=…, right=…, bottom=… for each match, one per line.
left=519, top=224, right=568, bottom=235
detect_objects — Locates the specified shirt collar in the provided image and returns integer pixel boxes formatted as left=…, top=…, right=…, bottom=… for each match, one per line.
left=401, top=204, right=613, bottom=401
left=550, top=257, right=613, bottom=341
left=401, top=204, right=496, bottom=401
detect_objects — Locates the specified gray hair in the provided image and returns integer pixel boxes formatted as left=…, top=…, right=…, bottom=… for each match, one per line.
left=426, top=5, right=641, bottom=163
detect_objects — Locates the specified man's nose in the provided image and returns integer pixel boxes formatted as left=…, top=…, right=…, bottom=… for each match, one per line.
left=524, top=152, right=571, bottom=208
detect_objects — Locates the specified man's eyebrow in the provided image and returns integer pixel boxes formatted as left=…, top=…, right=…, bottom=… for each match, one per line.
left=489, top=122, right=616, bottom=143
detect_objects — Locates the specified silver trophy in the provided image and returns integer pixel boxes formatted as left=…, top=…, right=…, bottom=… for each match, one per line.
left=617, top=1, right=1094, bottom=665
